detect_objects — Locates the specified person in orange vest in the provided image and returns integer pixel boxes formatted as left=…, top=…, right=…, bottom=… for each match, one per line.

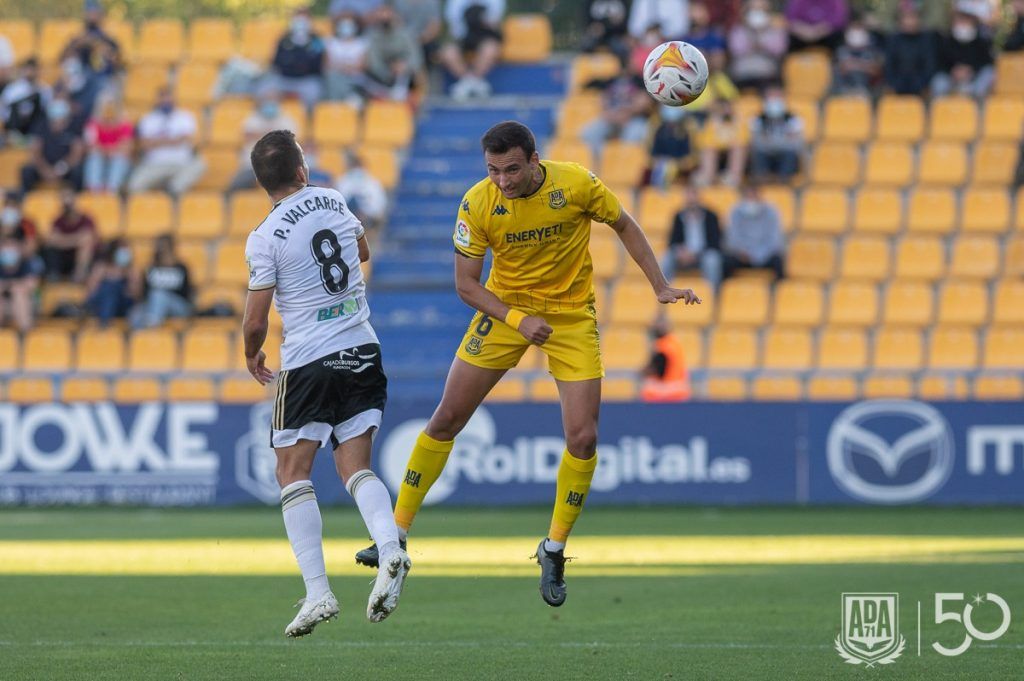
left=641, top=318, right=691, bottom=402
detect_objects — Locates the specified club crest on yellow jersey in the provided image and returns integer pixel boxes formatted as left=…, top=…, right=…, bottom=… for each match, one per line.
left=547, top=189, right=566, bottom=209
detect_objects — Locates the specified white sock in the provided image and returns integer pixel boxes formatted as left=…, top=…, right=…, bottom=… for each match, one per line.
left=397, top=526, right=408, bottom=542
left=545, top=538, right=566, bottom=552
left=346, top=470, right=400, bottom=561
left=280, top=480, right=330, bottom=601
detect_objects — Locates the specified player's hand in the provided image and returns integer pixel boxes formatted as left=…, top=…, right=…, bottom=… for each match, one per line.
left=657, top=286, right=701, bottom=305
left=246, top=351, right=275, bottom=385
left=518, top=316, right=553, bottom=345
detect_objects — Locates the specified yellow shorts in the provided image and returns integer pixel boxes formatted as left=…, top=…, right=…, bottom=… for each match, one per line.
left=455, top=304, right=604, bottom=381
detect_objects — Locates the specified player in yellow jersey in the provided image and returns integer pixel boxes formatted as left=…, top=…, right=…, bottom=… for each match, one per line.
left=356, top=121, right=701, bottom=606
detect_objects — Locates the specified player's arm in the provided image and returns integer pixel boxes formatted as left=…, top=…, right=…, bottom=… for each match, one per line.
left=357, top=235, right=369, bottom=262
left=242, top=288, right=275, bottom=385
left=454, top=253, right=551, bottom=344
left=610, top=208, right=701, bottom=306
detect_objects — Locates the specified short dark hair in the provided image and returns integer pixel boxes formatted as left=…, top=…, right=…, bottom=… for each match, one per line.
left=480, top=121, right=536, bottom=159
left=251, top=130, right=304, bottom=193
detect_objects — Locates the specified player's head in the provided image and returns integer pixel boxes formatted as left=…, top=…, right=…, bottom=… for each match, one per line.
left=481, top=121, right=540, bottom=199
left=251, top=129, right=309, bottom=196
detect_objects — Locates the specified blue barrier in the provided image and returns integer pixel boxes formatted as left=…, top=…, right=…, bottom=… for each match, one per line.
left=0, top=400, right=1021, bottom=506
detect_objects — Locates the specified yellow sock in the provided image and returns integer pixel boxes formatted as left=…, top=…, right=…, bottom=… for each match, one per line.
left=548, top=449, right=598, bottom=544
left=393, top=431, right=454, bottom=531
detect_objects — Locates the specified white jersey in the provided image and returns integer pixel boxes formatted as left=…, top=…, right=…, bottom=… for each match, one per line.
left=246, top=185, right=378, bottom=371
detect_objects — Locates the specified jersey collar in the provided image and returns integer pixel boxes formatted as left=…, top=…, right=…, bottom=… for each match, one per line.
left=272, top=184, right=313, bottom=208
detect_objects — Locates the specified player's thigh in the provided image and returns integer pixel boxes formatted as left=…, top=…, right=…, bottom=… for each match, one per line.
left=555, top=377, right=601, bottom=458
left=428, top=357, right=507, bottom=439
left=541, top=306, right=604, bottom=383
left=274, top=439, right=320, bottom=487
left=455, top=309, right=530, bottom=371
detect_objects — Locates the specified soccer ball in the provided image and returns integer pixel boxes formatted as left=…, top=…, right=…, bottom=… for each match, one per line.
left=642, top=41, right=709, bottom=106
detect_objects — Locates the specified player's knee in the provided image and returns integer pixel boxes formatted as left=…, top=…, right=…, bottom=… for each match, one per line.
left=426, top=406, right=469, bottom=441
left=275, top=458, right=305, bottom=487
left=566, top=426, right=598, bottom=458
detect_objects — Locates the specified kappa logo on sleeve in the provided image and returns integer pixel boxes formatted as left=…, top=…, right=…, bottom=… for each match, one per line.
left=455, top=220, right=472, bottom=248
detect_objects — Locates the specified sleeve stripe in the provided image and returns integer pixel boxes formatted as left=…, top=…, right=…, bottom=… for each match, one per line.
left=454, top=246, right=484, bottom=259
left=248, top=282, right=276, bottom=291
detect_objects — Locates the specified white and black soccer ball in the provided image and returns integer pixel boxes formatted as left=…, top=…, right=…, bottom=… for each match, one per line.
left=642, top=41, right=709, bottom=106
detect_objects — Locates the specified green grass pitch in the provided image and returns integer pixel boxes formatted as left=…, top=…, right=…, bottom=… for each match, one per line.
left=0, top=506, right=1021, bottom=680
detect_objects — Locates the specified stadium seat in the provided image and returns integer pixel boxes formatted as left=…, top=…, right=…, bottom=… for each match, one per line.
left=486, top=377, right=527, bottom=401
left=937, top=281, right=988, bottom=327
left=187, top=18, right=236, bottom=63
left=22, top=329, right=72, bottom=371
left=917, top=142, right=967, bottom=186
left=136, top=18, right=184, bottom=65
left=75, top=328, right=126, bottom=372
left=39, top=19, right=79, bottom=63
left=907, top=188, right=956, bottom=234
left=1006, top=236, right=1024, bottom=277
left=196, top=148, right=237, bottom=191
left=875, top=95, right=925, bottom=142
left=529, top=378, right=561, bottom=402
left=670, top=327, right=704, bottom=368
left=23, top=190, right=62, bottom=228
left=311, top=102, right=359, bottom=147
left=601, top=328, right=646, bottom=370
left=806, top=375, right=859, bottom=400
left=862, top=374, right=914, bottom=399
left=760, top=185, right=796, bottom=232
left=751, top=376, right=803, bottom=400
left=971, top=142, right=1017, bottom=186
left=546, top=139, right=594, bottom=170
left=973, top=374, right=1024, bottom=400
left=177, top=241, right=211, bottom=284
left=557, top=93, right=603, bottom=138
left=810, top=142, right=860, bottom=186
left=39, top=283, right=84, bottom=317
left=704, top=377, right=748, bottom=400
left=949, top=236, right=999, bottom=280
left=78, top=193, right=123, bottom=238
left=762, top=327, right=813, bottom=370
left=873, top=328, right=923, bottom=371
left=918, top=374, right=968, bottom=400
left=787, top=236, right=836, bottom=281
left=363, top=101, right=414, bottom=148
left=501, top=15, right=552, bottom=62
left=357, top=146, right=398, bottom=189
left=123, top=64, right=171, bottom=108
left=982, top=327, right=1024, bottom=369
left=128, top=329, right=179, bottom=372
left=993, top=280, right=1024, bottom=324
left=787, top=99, right=819, bottom=140
left=894, top=236, right=944, bottom=281
left=589, top=230, right=622, bottom=281
left=666, top=277, right=714, bottom=328
left=798, top=186, right=848, bottom=234
left=212, top=239, right=249, bottom=287
left=0, top=147, right=30, bottom=187
left=167, top=377, right=217, bottom=401
left=599, top=141, right=647, bottom=187
left=637, top=189, right=682, bottom=236
left=570, top=53, right=622, bottom=92
left=817, top=328, right=868, bottom=370
left=772, top=280, right=824, bottom=326
left=125, top=192, right=174, bottom=239
left=981, top=98, right=1024, bottom=140
left=208, top=98, right=253, bottom=147
left=961, top=188, right=1009, bottom=233
left=178, top=192, right=226, bottom=239
left=863, top=143, right=913, bottom=187
left=113, top=377, right=163, bottom=402
left=928, top=327, right=979, bottom=370
left=0, top=20, right=35, bottom=62
left=706, top=327, right=758, bottom=370
left=61, top=377, right=111, bottom=402
left=175, top=62, right=219, bottom=107
left=610, top=281, right=659, bottom=325
left=717, top=279, right=770, bottom=326
left=928, top=96, right=978, bottom=141
left=822, top=97, right=872, bottom=143
left=603, top=377, right=638, bottom=401
left=840, top=236, right=890, bottom=281
left=229, top=191, right=271, bottom=236
left=827, top=281, right=879, bottom=327
left=239, top=18, right=286, bottom=64
left=882, top=280, right=934, bottom=327
left=783, top=52, right=830, bottom=100
left=699, top=186, right=739, bottom=221
left=995, top=52, right=1024, bottom=96
left=8, top=377, right=55, bottom=403
left=0, top=329, right=19, bottom=372
left=196, top=286, right=246, bottom=318
left=180, top=328, right=232, bottom=372
left=219, top=376, right=269, bottom=403
left=852, top=187, right=901, bottom=234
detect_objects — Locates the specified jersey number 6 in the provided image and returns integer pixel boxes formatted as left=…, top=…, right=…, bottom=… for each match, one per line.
left=310, top=229, right=350, bottom=295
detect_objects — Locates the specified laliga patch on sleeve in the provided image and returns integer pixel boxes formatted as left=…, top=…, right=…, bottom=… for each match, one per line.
left=455, top=220, right=471, bottom=248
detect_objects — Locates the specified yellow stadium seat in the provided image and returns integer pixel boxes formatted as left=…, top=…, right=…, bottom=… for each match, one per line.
left=818, top=328, right=868, bottom=370
left=993, top=280, right=1024, bottom=324
left=0, top=20, right=36, bottom=61
left=982, top=328, right=1024, bottom=369
left=610, top=281, right=659, bottom=326
left=212, top=239, right=250, bottom=287
left=1004, top=236, right=1024, bottom=277
left=357, top=146, right=398, bottom=189
left=840, top=236, right=889, bottom=281
left=949, top=236, right=999, bottom=280
left=166, top=377, right=217, bottom=401
left=228, top=191, right=271, bottom=237
left=8, top=377, right=55, bottom=403
left=852, top=187, right=901, bottom=234
left=196, top=148, right=237, bottom=191
left=75, top=328, right=126, bottom=372
left=917, top=142, right=967, bottom=186
left=875, top=95, right=925, bottom=142
left=589, top=231, right=622, bottom=281
left=23, top=190, right=62, bottom=228
left=546, top=139, right=594, bottom=170
left=501, top=14, right=552, bottom=62
left=104, top=19, right=136, bottom=63
left=123, top=64, right=171, bottom=108
left=783, top=52, right=830, bottom=101
left=78, top=192, right=123, bottom=238
left=599, top=141, right=647, bottom=187
left=603, top=377, right=638, bottom=401
left=486, top=377, right=527, bottom=401
left=762, top=328, right=813, bottom=370
left=602, top=328, right=646, bottom=371
left=928, top=326, right=978, bottom=370
left=23, top=329, right=72, bottom=371
left=136, top=18, right=184, bottom=65
left=862, top=374, right=913, bottom=399
left=707, top=327, right=758, bottom=370
left=907, top=188, right=956, bottom=234
left=178, top=192, right=226, bottom=239
left=363, top=101, right=413, bottom=148
left=798, top=186, right=848, bottom=234
left=62, top=377, right=111, bottom=402
left=863, top=143, right=914, bottom=187
left=760, top=185, right=796, bottom=232
left=971, top=141, right=1017, bottom=186
left=699, top=185, right=738, bottom=221
left=181, top=329, right=232, bottom=372
left=981, top=97, right=1024, bottom=140
left=717, top=279, right=770, bottom=326
left=672, top=328, right=704, bottom=368
left=239, top=18, right=286, bottom=64
left=39, top=19, right=79, bottom=64
left=937, top=281, right=988, bottom=327
left=995, top=52, right=1024, bottom=96
left=177, top=241, right=210, bottom=284
left=772, top=281, right=823, bottom=326
left=918, top=374, right=968, bottom=400
left=529, top=377, right=561, bottom=402
left=207, top=98, right=252, bottom=147
left=973, top=374, right=1024, bottom=400
left=570, top=53, right=621, bottom=92
left=187, top=18, right=236, bottom=63
left=0, top=329, right=19, bottom=371
left=705, top=376, right=748, bottom=401
left=928, top=96, right=978, bottom=141
left=175, top=62, right=219, bottom=107
left=220, top=376, right=270, bottom=403
left=961, top=188, right=1009, bottom=233
left=558, top=93, right=603, bottom=137
left=125, top=192, right=174, bottom=239
left=0, top=147, right=30, bottom=187
left=751, top=376, right=803, bottom=400
left=822, top=96, right=872, bottom=143
left=666, top=277, right=714, bottom=329
left=894, top=236, right=944, bottom=281
left=810, top=142, right=860, bottom=186
left=873, top=328, right=923, bottom=371
left=38, top=283, right=84, bottom=317
left=196, top=286, right=246, bottom=318
left=827, top=281, right=879, bottom=327
left=312, top=101, right=359, bottom=147
left=787, top=236, right=836, bottom=281
left=128, top=329, right=179, bottom=372
left=807, top=375, right=859, bottom=400
left=882, top=280, right=933, bottom=327
left=787, top=99, right=820, bottom=140
left=113, top=377, right=163, bottom=402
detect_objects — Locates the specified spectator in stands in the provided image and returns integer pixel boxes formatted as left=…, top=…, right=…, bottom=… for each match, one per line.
left=684, top=2, right=727, bottom=55
left=883, top=8, right=937, bottom=96
left=785, top=0, right=850, bottom=52
left=394, top=0, right=444, bottom=66
left=329, top=0, right=385, bottom=22
left=337, top=152, right=387, bottom=230
left=83, top=95, right=134, bottom=193
left=1004, top=0, right=1024, bottom=52
left=324, top=13, right=370, bottom=104
left=271, top=7, right=326, bottom=109
left=630, top=24, right=670, bottom=76
left=662, top=185, right=723, bottom=286
left=229, top=91, right=296, bottom=193
left=629, top=0, right=690, bottom=41
left=694, top=98, right=747, bottom=187
left=20, top=97, right=84, bottom=192
left=441, top=0, right=505, bottom=100
left=749, top=84, right=803, bottom=182
left=55, top=52, right=101, bottom=135
left=127, top=87, right=205, bottom=196
left=581, top=0, right=631, bottom=63
left=641, top=318, right=691, bottom=402
left=2, top=58, right=50, bottom=138
left=65, top=0, right=122, bottom=82
left=931, top=9, right=994, bottom=99
left=681, top=50, right=738, bottom=120
left=364, top=6, right=423, bottom=102
left=832, top=15, right=883, bottom=95
left=300, top=141, right=336, bottom=185
left=648, top=106, right=698, bottom=188
left=0, top=35, right=13, bottom=88
left=41, top=188, right=96, bottom=282
left=723, top=183, right=785, bottom=280
left=0, top=191, right=43, bottom=279
left=0, top=230, right=37, bottom=332
left=579, top=69, right=653, bottom=160
left=727, top=0, right=788, bottom=90
left=85, top=238, right=137, bottom=327
left=130, top=234, right=193, bottom=329
left=708, top=0, right=741, bottom=29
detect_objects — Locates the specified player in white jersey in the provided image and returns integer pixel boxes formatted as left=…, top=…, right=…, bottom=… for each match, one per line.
left=242, top=130, right=411, bottom=636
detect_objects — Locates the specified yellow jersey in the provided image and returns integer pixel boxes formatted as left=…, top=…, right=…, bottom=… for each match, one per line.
left=452, top=160, right=622, bottom=313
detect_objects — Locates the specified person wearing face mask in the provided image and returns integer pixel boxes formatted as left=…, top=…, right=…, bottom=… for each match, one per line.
left=328, top=0, right=384, bottom=22
left=931, top=11, right=993, bottom=99
left=683, top=2, right=726, bottom=55
left=883, top=8, right=937, bottom=96
left=785, top=0, right=850, bottom=52
left=41, top=188, right=97, bottom=282
left=324, top=13, right=370, bottom=103
left=271, top=7, right=326, bottom=110
left=663, top=184, right=723, bottom=286
left=832, top=15, right=882, bottom=95
left=85, top=238, right=139, bottom=328
left=0, top=191, right=44, bottom=281
left=55, top=52, right=100, bottom=135
left=441, top=0, right=505, bottom=101
left=229, top=91, right=297, bottom=193
left=65, top=0, right=122, bottom=80
left=83, top=95, right=134, bottom=193
left=20, top=97, right=85, bottom=192
left=749, top=84, right=804, bottom=183
left=364, top=6, right=423, bottom=101
left=649, top=105, right=698, bottom=189
left=2, top=58, right=51, bottom=137
left=728, top=0, right=788, bottom=90
left=0, top=232, right=37, bottom=332
left=579, top=67, right=654, bottom=162
left=694, top=98, right=748, bottom=187
left=628, top=0, right=689, bottom=41
left=127, top=87, right=205, bottom=195
left=723, top=183, right=785, bottom=281
left=130, top=233, right=193, bottom=329
left=393, top=0, right=444, bottom=66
